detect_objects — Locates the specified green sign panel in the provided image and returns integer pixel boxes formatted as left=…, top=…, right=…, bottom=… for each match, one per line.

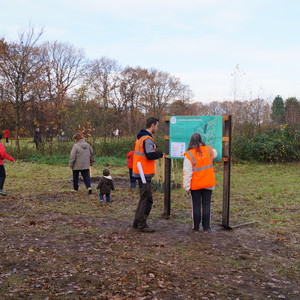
left=169, top=116, right=223, bottom=161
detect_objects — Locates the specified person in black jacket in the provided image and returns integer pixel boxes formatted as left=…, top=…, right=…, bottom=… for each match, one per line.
left=97, top=169, right=115, bottom=203
left=33, top=128, right=42, bottom=149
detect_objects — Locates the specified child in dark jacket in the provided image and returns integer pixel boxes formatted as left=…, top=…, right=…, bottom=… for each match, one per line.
left=97, top=169, right=115, bottom=203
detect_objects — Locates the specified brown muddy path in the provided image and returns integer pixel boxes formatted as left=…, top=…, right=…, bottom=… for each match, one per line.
left=0, top=180, right=299, bottom=299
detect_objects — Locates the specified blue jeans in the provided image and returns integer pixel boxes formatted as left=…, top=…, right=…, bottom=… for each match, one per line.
left=100, top=194, right=110, bottom=203
left=191, top=189, right=212, bottom=231
left=72, top=169, right=91, bottom=191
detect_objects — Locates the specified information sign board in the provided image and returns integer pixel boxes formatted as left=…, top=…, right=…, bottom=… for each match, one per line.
left=169, top=116, right=223, bottom=161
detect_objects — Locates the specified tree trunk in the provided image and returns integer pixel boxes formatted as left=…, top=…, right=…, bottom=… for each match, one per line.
left=14, top=108, right=20, bottom=153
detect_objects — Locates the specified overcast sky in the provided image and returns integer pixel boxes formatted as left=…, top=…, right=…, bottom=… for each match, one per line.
left=1, top=0, right=299, bottom=103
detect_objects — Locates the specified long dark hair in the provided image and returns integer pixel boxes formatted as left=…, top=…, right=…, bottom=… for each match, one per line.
left=187, top=132, right=205, bottom=154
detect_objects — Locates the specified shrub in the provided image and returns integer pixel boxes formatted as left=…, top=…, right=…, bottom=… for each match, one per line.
left=232, top=125, right=300, bottom=163
left=5, top=134, right=171, bottom=164
left=92, top=135, right=165, bottom=158
left=92, top=137, right=136, bottom=157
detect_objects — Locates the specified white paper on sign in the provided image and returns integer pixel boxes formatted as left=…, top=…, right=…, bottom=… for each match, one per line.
left=170, top=142, right=186, bottom=158
left=137, top=162, right=146, bottom=183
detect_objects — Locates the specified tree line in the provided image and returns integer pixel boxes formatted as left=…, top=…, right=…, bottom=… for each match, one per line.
left=0, top=29, right=192, bottom=149
left=1, top=28, right=299, bottom=155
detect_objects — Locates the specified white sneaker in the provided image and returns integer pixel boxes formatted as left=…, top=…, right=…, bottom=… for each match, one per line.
left=88, top=187, right=92, bottom=194
left=70, top=189, right=78, bottom=192
left=0, top=189, right=8, bottom=196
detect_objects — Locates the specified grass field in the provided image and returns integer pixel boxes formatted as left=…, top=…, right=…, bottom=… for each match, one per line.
left=0, top=161, right=299, bottom=299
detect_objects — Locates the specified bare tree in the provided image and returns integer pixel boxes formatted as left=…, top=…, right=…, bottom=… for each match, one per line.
left=85, top=57, right=120, bottom=139
left=231, top=64, right=246, bottom=101
left=141, top=69, right=186, bottom=118
left=285, top=97, right=300, bottom=126
left=0, top=28, right=44, bottom=152
left=248, top=98, right=271, bottom=134
left=114, top=66, right=148, bottom=134
left=43, top=41, right=85, bottom=131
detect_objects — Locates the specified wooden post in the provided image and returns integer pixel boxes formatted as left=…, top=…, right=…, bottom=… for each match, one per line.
left=162, top=156, right=165, bottom=182
left=222, top=115, right=232, bottom=229
left=171, top=159, right=175, bottom=181
left=164, top=116, right=171, bottom=217
left=155, top=160, right=160, bottom=183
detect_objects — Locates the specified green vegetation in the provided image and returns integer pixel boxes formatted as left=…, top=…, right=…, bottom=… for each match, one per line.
left=4, top=160, right=300, bottom=232
left=0, top=161, right=299, bottom=298
left=6, top=127, right=299, bottom=165
left=271, top=95, right=285, bottom=124
left=5, top=135, right=165, bottom=164
left=232, top=125, right=300, bottom=162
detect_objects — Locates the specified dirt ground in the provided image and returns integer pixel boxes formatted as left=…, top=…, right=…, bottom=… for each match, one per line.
left=0, top=178, right=299, bottom=299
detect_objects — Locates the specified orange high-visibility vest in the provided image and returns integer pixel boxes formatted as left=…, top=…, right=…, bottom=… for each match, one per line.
left=132, top=136, right=155, bottom=177
left=184, top=146, right=216, bottom=190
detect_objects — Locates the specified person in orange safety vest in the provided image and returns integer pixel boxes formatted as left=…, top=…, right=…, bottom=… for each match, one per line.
left=183, top=132, right=217, bottom=233
left=132, top=117, right=164, bottom=233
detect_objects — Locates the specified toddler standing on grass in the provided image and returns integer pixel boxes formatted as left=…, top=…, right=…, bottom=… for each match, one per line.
left=97, top=169, right=115, bottom=203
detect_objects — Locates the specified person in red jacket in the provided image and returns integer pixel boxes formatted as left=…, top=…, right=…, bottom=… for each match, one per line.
left=4, top=129, right=9, bottom=143
left=126, top=150, right=137, bottom=188
left=0, top=134, right=15, bottom=196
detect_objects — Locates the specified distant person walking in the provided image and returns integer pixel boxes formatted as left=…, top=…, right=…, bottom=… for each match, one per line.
left=183, top=132, right=217, bottom=233
left=132, top=117, right=164, bottom=233
left=34, top=128, right=42, bottom=149
left=97, top=169, right=115, bottom=203
left=0, top=134, right=15, bottom=196
left=4, top=130, right=9, bottom=143
left=126, top=149, right=137, bottom=188
left=69, top=133, right=93, bottom=194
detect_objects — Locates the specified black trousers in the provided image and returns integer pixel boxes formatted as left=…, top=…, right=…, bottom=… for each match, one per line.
left=133, top=177, right=153, bottom=229
left=72, top=169, right=91, bottom=191
left=191, top=189, right=212, bottom=231
left=128, top=168, right=137, bottom=186
left=0, top=165, right=6, bottom=190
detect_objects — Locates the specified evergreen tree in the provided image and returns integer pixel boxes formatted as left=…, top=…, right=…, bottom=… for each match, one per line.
left=271, top=95, right=285, bottom=125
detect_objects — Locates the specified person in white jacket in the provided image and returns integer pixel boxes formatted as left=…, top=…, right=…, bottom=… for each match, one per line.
left=183, top=133, right=217, bottom=233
